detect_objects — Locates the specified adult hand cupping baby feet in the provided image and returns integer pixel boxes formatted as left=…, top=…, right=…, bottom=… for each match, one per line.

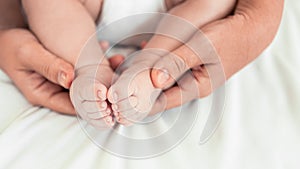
left=70, top=46, right=189, bottom=128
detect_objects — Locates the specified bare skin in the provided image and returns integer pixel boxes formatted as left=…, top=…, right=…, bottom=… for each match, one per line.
left=22, top=0, right=235, bottom=127
left=108, top=0, right=284, bottom=122
left=107, top=0, right=236, bottom=125
left=0, top=0, right=114, bottom=115
left=0, top=0, right=75, bottom=115
left=149, top=0, right=284, bottom=112
left=0, top=0, right=283, bottom=127
left=21, top=0, right=186, bottom=128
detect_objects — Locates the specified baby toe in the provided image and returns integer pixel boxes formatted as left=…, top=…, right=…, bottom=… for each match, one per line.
left=104, top=116, right=115, bottom=126
left=107, top=79, right=136, bottom=103
left=77, top=80, right=107, bottom=101
left=82, top=100, right=107, bottom=113
left=111, top=96, right=138, bottom=112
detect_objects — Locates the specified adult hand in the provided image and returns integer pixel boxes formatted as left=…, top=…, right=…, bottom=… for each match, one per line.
left=149, top=0, right=284, bottom=113
left=0, top=29, right=75, bottom=115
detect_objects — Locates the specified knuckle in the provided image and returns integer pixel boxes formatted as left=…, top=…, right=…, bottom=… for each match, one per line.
left=42, top=62, right=52, bottom=78
left=167, top=56, right=187, bottom=78
left=174, top=57, right=186, bottom=73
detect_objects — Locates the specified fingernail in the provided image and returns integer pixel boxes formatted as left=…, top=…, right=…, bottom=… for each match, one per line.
left=58, top=71, right=67, bottom=87
left=157, top=69, right=170, bottom=85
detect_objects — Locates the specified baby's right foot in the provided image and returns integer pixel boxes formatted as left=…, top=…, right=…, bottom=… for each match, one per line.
left=70, top=63, right=115, bottom=129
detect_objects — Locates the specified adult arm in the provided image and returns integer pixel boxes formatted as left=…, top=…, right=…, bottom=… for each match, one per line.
left=149, top=0, right=284, bottom=113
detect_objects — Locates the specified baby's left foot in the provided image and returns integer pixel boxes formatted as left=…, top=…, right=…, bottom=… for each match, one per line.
left=70, top=64, right=115, bottom=129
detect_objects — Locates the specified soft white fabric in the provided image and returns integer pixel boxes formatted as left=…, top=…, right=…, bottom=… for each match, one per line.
left=97, top=0, right=166, bottom=45
left=1, top=0, right=300, bottom=168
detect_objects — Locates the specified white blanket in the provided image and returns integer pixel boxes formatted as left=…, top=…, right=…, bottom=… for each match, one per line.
left=1, top=1, right=300, bottom=168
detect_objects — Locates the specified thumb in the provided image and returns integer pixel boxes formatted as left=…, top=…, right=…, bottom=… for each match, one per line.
left=23, top=41, right=74, bottom=89
left=151, top=44, right=202, bottom=89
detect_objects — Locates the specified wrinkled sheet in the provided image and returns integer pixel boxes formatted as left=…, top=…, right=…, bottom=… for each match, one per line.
left=1, top=1, right=300, bottom=168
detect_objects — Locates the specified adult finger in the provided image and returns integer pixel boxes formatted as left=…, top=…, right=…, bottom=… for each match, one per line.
left=150, top=28, right=220, bottom=89
left=17, top=72, right=76, bottom=115
left=45, top=89, right=76, bottom=115
left=150, top=44, right=199, bottom=89
left=108, top=54, right=125, bottom=70
left=149, top=70, right=201, bottom=115
left=20, top=40, right=74, bottom=89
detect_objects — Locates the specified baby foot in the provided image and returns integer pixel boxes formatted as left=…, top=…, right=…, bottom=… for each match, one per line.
left=107, top=51, right=162, bottom=125
left=70, top=63, right=115, bottom=129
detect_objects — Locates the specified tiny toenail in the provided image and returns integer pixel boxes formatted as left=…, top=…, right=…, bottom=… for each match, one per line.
left=157, top=69, right=170, bottom=85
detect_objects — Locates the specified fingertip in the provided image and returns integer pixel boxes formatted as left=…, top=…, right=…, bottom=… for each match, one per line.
left=67, top=70, right=75, bottom=87
left=105, top=116, right=115, bottom=126
left=150, top=69, right=159, bottom=88
left=58, top=71, right=67, bottom=88
left=151, top=68, right=170, bottom=89
left=48, top=91, right=76, bottom=116
left=66, top=106, right=76, bottom=116
left=109, top=54, right=125, bottom=70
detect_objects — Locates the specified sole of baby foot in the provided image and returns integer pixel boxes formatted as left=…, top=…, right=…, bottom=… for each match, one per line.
left=70, top=63, right=116, bottom=129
